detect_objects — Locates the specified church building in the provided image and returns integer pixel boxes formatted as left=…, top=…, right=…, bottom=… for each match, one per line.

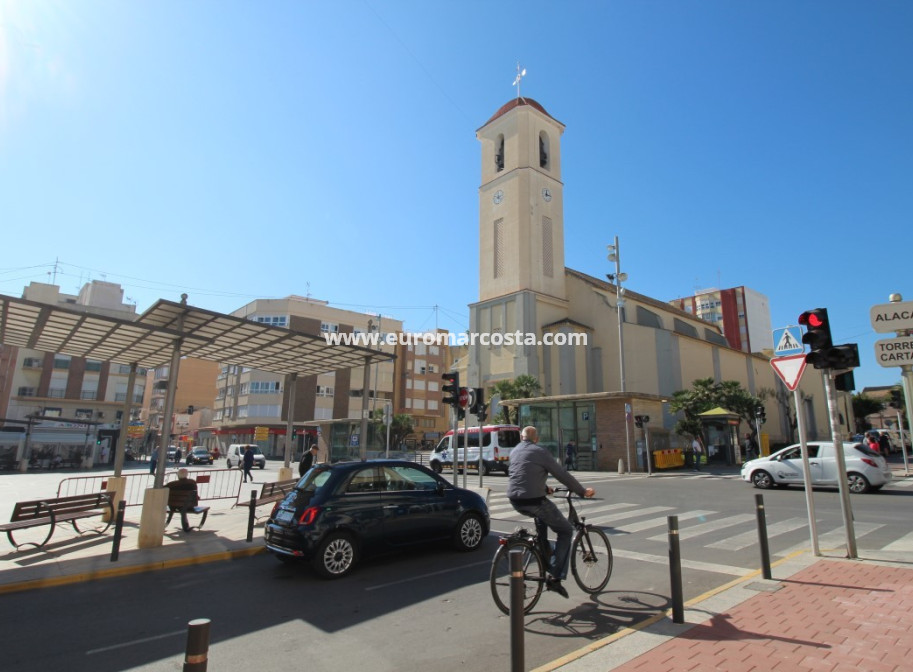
left=466, top=96, right=841, bottom=471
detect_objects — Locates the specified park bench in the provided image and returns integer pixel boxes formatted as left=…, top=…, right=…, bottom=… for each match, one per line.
left=255, top=478, right=299, bottom=510
left=0, top=492, right=115, bottom=550
left=166, top=488, right=210, bottom=532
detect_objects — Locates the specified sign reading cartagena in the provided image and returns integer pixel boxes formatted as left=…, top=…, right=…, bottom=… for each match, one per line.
left=870, top=301, right=913, bottom=333
left=874, top=336, right=913, bottom=367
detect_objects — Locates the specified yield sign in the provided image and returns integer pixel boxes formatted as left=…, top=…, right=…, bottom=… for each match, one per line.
left=770, top=354, right=808, bottom=391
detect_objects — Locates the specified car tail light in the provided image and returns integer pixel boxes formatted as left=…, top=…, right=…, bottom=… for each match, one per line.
left=861, top=458, right=878, bottom=468
left=270, top=502, right=281, bottom=518
left=298, top=506, right=320, bottom=525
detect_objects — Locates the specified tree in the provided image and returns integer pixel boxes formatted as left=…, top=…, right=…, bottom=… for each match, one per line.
left=852, top=394, right=886, bottom=434
left=668, top=378, right=762, bottom=443
left=369, top=409, right=415, bottom=452
left=489, top=375, right=542, bottom=425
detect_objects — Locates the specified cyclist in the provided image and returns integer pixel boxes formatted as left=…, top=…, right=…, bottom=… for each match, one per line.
left=507, top=425, right=595, bottom=598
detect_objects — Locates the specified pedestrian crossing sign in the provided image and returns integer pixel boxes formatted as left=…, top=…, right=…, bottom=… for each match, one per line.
left=773, top=326, right=804, bottom=356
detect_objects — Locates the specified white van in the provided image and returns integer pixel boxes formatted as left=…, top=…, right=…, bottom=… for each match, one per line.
left=225, top=444, right=266, bottom=469
left=429, top=425, right=522, bottom=475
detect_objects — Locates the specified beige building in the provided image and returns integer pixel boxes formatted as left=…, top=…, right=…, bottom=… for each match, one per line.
left=142, top=358, right=219, bottom=451
left=0, top=281, right=147, bottom=464
left=467, top=97, right=842, bottom=471
left=669, top=286, right=773, bottom=354
left=393, top=330, right=453, bottom=447
left=211, top=296, right=401, bottom=457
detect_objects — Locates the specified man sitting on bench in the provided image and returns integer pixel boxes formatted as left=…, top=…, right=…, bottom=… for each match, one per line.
left=166, top=468, right=207, bottom=532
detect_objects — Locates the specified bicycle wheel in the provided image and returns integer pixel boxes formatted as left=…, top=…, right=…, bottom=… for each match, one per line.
left=489, top=539, right=546, bottom=615
left=571, top=526, right=613, bottom=594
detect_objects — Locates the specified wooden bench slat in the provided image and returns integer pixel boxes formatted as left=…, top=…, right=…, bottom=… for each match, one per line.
left=2, top=492, right=114, bottom=549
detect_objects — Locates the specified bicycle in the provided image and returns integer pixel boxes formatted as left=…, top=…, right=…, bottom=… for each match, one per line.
left=489, top=487, right=613, bottom=614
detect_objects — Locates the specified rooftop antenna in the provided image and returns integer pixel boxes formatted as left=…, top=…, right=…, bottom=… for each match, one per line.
left=512, top=62, right=526, bottom=99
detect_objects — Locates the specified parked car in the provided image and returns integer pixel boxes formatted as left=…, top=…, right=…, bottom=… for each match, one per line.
left=186, top=447, right=213, bottom=466
left=264, top=459, right=490, bottom=578
left=166, top=446, right=179, bottom=461
left=741, top=441, right=892, bottom=494
left=226, top=444, right=266, bottom=469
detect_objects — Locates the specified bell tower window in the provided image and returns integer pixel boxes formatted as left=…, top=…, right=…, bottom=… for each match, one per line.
left=495, top=135, right=505, bottom=172
left=539, top=131, right=550, bottom=169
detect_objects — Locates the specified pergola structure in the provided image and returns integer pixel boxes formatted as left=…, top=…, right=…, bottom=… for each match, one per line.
left=0, top=292, right=393, bottom=546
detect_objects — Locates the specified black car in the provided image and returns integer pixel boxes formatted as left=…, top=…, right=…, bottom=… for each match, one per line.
left=264, top=459, right=490, bottom=578
left=185, top=447, right=213, bottom=465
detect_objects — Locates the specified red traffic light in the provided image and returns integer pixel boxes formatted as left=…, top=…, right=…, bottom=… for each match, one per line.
left=798, top=308, right=828, bottom=329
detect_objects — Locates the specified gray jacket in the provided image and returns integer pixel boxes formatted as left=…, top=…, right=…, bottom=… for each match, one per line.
left=506, top=440, right=587, bottom=501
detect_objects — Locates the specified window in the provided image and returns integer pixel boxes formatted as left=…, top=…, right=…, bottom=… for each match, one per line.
left=542, top=216, right=553, bottom=277
left=53, top=356, right=71, bottom=370
left=253, top=315, right=288, bottom=327
left=85, top=360, right=102, bottom=372
left=539, top=131, right=550, bottom=169
left=316, top=385, right=334, bottom=397
left=48, top=388, right=66, bottom=399
left=414, top=380, right=426, bottom=391
left=44, top=407, right=62, bottom=417
left=382, top=465, right=439, bottom=492
left=347, top=468, right=380, bottom=494
left=428, top=400, right=439, bottom=411
left=249, top=381, right=281, bottom=394
left=428, top=381, right=439, bottom=392
left=17, top=387, right=36, bottom=397
left=22, top=357, right=42, bottom=368
left=494, top=219, right=504, bottom=278
left=413, top=399, right=426, bottom=411
left=414, top=360, right=426, bottom=375
left=320, top=322, right=339, bottom=334
left=495, top=134, right=504, bottom=172
left=75, top=408, right=93, bottom=420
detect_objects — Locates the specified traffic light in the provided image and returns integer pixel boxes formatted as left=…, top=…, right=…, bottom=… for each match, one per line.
left=799, top=308, right=832, bottom=369
left=442, top=372, right=460, bottom=407
left=755, top=404, right=767, bottom=424
left=888, top=388, right=903, bottom=409
left=826, top=343, right=860, bottom=370
left=96, top=436, right=102, bottom=445
left=835, top=371, right=855, bottom=392
left=634, top=415, right=649, bottom=428
left=471, top=388, right=487, bottom=423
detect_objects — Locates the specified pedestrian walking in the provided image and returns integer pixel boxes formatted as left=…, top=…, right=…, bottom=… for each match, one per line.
left=242, top=445, right=255, bottom=483
left=564, top=440, right=576, bottom=471
left=691, top=436, right=703, bottom=471
left=150, top=451, right=157, bottom=475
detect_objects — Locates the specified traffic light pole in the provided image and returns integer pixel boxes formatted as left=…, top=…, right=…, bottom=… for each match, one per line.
left=823, top=370, right=857, bottom=559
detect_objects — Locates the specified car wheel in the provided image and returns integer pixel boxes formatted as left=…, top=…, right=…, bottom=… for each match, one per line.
left=847, top=472, right=871, bottom=494
left=226, top=459, right=232, bottom=469
left=453, top=513, right=485, bottom=552
left=312, top=532, right=358, bottom=579
left=751, top=470, right=774, bottom=489
left=431, top=462, right=442, bottom=474
left=481, top=462, right=491, bottom=476
left=259, top=463, right=265, bottom=469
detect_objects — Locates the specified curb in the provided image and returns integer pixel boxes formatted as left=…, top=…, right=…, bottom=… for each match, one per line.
left=0, top=546, right=266, bottom=595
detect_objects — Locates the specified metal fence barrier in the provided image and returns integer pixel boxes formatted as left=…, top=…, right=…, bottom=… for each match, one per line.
left=57, top=468, right=244, bottom=507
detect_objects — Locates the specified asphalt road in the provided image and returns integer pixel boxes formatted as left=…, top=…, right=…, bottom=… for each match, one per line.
left=3, top=469, right=912, bottom=672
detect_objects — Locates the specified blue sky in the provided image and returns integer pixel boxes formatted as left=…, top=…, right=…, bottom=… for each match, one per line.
left=1, top=1, right=911, bottom=391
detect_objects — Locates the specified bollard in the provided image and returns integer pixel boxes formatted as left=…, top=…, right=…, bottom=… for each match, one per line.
left=509, top=549, right=525, bottom=672
left=110, top=500, right=126, bottom=562
left=755, top=494, right=772, bottom=580
left=183, top=618, right=211, bottom=672
left=668, top=515, right=684, bottom=624
left=246, top=489, right=257, bottom=542
left=617, top=458, right=625, bottom=474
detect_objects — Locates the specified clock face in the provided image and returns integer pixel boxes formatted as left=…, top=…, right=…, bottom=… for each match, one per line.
left=493, top=190, right=503, bottom=205
left=542, top=187, right=552, bottom=202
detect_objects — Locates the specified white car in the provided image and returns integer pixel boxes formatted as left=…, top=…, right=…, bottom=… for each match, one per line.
left=741, top=441, right=892, bottom=494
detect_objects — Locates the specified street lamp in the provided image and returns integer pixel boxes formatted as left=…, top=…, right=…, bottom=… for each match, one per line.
left=607, top=236, right=632, bottom=473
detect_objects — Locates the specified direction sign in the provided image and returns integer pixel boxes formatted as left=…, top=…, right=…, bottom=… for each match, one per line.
left=773, top=326, right=804, bottom=357
left=870, top=301, right=913, bottom=333
left=770, top=354, right=808, bottom=391
left=874, top=335, right=913, bottom=367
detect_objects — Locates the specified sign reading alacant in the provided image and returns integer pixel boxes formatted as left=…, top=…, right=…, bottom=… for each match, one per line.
left=870, top=301, right=913, bottom=333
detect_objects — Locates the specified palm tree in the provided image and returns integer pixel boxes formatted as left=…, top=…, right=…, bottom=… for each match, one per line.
left=489, top=375, right=542, bottom=424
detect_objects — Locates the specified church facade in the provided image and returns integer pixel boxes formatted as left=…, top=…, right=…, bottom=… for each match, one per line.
left=466, top=97, right=842, bottom=471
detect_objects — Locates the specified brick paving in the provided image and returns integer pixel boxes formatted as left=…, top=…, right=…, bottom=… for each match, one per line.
left=610, top=559, right=913, bottom=672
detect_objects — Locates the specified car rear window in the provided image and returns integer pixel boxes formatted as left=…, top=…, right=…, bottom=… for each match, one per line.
left=852, top=443, right=880, bottom=458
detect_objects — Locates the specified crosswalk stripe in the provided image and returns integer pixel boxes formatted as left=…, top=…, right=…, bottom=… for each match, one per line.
left=880, top=528, right=913, bottom=551
left=646, top=514, right=755, bottom=542
left=612, top=548, right=753, bottom=576
left=612, top=510, right=717, bottom=534
left=596, top=505, right=675, bottom=525
left=888, top=478, right=913, bottom=489
left=706, top=517, right=809, bottom=551
left=776, top=521, right=884, bottom=556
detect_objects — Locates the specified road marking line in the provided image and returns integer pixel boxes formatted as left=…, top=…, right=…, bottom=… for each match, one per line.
left=86, top=629, right=184, bottom=655
left=613, top=510, right=717, bottom=534
left=882, top=529, right=913, bottom=551
left=364, top=558, right=493, bottom=591
left=646, top=513, right=754, bottom=542
left=706, top=517, right=808, bottom=551
left=612, top=548, right=754, bottom=576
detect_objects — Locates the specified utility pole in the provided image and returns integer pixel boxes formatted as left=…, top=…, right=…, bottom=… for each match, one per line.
left=608, top=237, right=632, bottom=473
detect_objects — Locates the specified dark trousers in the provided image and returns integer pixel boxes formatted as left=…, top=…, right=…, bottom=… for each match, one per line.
left=243, top=465, right=253, bottom=482
left=511, top=498, right=574, bottom=580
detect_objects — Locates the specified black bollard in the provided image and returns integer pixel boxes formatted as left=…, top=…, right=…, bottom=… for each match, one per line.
left=668, top=515, right=684, bottom=624
left=246, top=489, right=257, bottom=542
left=509, top=549, right=525, bottom=672
left=110, top=500, right=126, bottom=562
left=183, top=618, right=211, bottom=672
left=755, top=494, right=772, bottom=579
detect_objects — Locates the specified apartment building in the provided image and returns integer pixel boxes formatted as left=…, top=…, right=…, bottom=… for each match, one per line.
left=668, top=286, right=773, bottom=354
left=0, top=281, right=147, bottom=462
left=393, top=330, right=453, bottom=448
left=211, top=296, right=402, bottom=457
left=142, top=358, right=219, bottom=451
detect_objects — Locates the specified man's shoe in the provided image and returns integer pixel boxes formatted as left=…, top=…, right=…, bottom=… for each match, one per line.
left=545, top=577, right=569, bottom=599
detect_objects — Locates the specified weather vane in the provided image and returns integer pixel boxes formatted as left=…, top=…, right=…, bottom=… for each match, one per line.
left=512, top=62, right=526, bottom=99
